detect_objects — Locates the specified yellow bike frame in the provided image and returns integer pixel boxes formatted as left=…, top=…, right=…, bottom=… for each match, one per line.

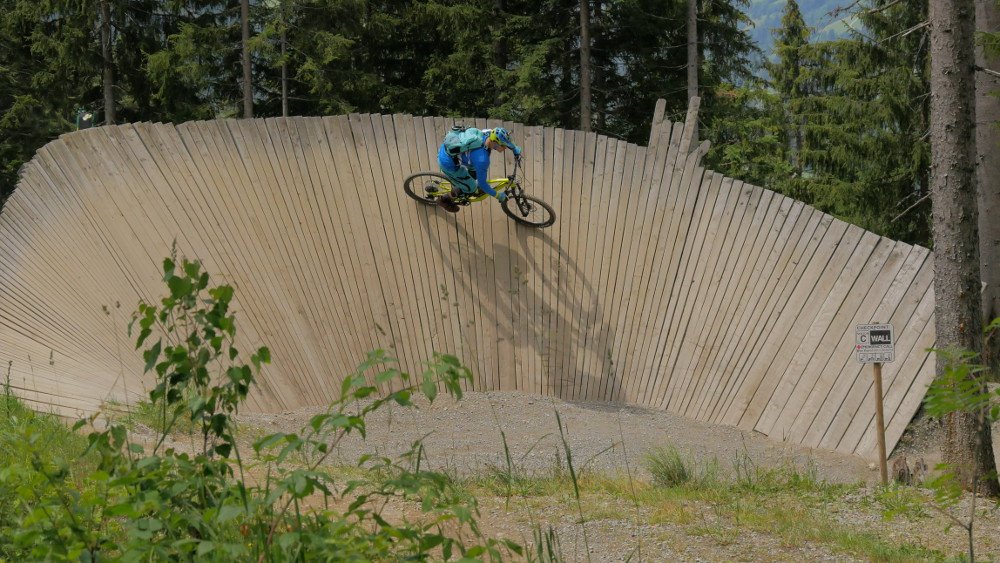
left=436, top=177, right=514, bottom=202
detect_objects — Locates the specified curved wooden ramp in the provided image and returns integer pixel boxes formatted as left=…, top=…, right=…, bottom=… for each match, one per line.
left=0, top=108, right=936, bottom=460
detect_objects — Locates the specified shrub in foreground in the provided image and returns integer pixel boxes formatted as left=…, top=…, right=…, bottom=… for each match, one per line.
left=0, top=254, right=521, bottom=561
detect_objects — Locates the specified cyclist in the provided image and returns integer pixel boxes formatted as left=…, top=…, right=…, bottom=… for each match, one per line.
left=436, top=126, right=522, bottom=213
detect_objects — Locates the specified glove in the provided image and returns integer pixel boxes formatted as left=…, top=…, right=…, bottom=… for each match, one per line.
left=514, top=152, right=522, bottom=163
left=497, top=191, right=508, bottom=203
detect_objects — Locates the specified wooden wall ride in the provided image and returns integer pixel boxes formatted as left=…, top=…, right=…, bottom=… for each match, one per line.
left=0, top=104, right=937, bottom=460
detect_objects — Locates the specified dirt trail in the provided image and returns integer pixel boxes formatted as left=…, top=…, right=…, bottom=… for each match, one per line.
left=237, top=390, right=878, bottom=484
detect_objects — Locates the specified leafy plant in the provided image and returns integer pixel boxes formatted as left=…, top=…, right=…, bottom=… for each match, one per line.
left=0, top=253, right=522, bottom=561
left=883, top=317, right=1000, bottom=563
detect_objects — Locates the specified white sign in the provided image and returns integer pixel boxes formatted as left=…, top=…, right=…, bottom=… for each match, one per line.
left=856, top=323, right=894, bottom=363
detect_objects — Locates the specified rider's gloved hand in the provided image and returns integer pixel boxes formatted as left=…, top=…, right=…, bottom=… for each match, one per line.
left=497, top=191, right=508, bottom=203
left=514, top=152, right=522, bottom=164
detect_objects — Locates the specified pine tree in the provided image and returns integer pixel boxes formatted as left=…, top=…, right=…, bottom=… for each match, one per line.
left=0, top=0, right=101, bottom=206
left=145, top=1, right=247, bottom=120
left=929, top=0, right=999, bottom=494
left=975, top=0, right=1000, bottom=374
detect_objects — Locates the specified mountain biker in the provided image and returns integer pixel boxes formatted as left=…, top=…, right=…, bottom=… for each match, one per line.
left=436, top=126, right=522, bottom=213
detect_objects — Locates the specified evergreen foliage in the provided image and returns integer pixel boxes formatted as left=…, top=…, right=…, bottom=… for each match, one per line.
left=0, top=0, right=945, bottom=248
left=0, top=0, right=759, bottom=208
left=705, top=0, right=932, bottom=246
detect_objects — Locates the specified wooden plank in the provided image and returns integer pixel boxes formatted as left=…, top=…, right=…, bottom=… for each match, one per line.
left=648, top=99, right=667, bottom=146
left=816, top=249, right=930, bottom=450
left=623, top=122, right=686, bottom=406
left=184, top=120, right=319, bottom=406
left=605, top=144, right=653, bottom=403
left=346, top=114, right=425, bottom=383
left=662, top=175, right=742, bottom=413
left=680, top=186, right=777, bottom=417
left=393, top=115, right=461, bottom=378
left=613, top=121, right=678, bottom=405
left=649, top=170, right=722, bottom=408
left=296, top=117, right=376, bottom=369
left=219, top=119, right=327, bottom=405
left=370, top=114, right=437, bottom=374
left=429, top=116, right=479, bottom=393
left=751, top=230, right=883, bottom=434
left=839, top=262, right=936, bottom=453
left=526, top=124, right=552, bottom=394
left=795, top=242, right=915, bottom=447
left=711, top=216, right=848, bottom=425
left=653, top=171, right=729, bottom=399
left=466, top=116, right=499, bottom=392
left=729, top=222, right=866, bottom=428
left=875, top=327, right=936, bottom=458
left=765, top=234, right=894, bottom=441
left=261, top=117, right=351, bottom=397
left=685, top=201, right=813, bottom=417
left=623, top=123, right=691, bottom=406
left=679, top=96, right=701, bottom=156
left=638, top=153, right=708, bottom=408
left=223, top=119, right=330, bottom=403
left=575, top=132, right=612, bottom=401
left=560, top=129, right=590, bottom=400
left=679, top=182, right=765, bottom=416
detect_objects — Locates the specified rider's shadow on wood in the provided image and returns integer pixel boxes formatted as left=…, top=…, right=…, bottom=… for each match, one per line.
left=411, top=203, right=622, bottom=403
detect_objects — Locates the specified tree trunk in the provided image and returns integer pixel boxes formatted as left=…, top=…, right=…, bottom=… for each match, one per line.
left=281, top=0, right=288, bottom=117
left=930, top=0, right=999, bottom=494
left=579, top=0, right=592, bottom=132
left=976, top=0, right=1000, bottom=374
left=493, top=0, right=508, bottom=108
left=593, top=0, right=604, bottom=131
left=242, top=0, right=253, bottom=119
left=686, top=0, right=698, bottom=143
left=100, top=0, right=115, bottom=125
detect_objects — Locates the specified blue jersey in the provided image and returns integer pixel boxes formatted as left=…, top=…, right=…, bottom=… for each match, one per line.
left=438, top=129, right=522, bottom=197
left=438, top=139, right=495, bottom=195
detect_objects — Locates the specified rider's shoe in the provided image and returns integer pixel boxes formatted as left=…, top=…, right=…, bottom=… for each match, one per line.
left=437, top=189, right=461, bottom=213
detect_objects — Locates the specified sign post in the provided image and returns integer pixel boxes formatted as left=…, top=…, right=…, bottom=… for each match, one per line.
left=856, top=323, right=894, bottom=486
left=872, top=362, right=887, bottom=486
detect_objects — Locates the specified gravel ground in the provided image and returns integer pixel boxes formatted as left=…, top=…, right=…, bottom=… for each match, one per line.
left=227, top=390, right=1000, bottom=561
left=237, top=390, right=876, bottom=484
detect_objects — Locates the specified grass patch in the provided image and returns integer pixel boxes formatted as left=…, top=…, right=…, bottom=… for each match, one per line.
left=463, top=451, right=947, bottom=561
left=875, top=483, right=931, bottom=520
left=105, top=398, right=200, bottom=436
left=644, top=446, right=694, bottom=486
left=1, top=391, right=89, bottom=468
left=719, top=495, right=945, bottom=561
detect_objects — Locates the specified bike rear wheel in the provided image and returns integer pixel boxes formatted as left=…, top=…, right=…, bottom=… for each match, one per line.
left=501, top=194, right=556, bottom=228
left=403, top=172, right=451, bottom=205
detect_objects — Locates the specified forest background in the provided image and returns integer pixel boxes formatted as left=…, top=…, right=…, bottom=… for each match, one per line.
left=2, top=0, right=982, bottom=250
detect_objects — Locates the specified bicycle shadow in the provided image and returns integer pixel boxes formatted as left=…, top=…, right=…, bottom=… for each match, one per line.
left=410, top=202, right=623, bottom=403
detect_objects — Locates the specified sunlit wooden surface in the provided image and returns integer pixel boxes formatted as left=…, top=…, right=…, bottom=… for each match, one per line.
left=0, top=105, right=936, bottom=460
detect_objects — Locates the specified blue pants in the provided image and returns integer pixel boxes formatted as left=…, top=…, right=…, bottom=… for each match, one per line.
left=438, top=146, right=478, bottom=195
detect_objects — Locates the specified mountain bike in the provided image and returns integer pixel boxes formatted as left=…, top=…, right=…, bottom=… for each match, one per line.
left=402, top=159, right=556, bottom=228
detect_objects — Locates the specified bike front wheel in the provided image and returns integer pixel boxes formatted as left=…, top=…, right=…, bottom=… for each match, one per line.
left=501, top=194, right=556, bottom=228
left=403, top=172, right=451, bottom=205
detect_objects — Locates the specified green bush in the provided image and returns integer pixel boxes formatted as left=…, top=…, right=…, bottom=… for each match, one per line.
left=0, top=253, right=522, bottom=561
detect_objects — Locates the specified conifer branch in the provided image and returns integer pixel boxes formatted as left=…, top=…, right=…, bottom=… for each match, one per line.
left=891, top=193, right=931, bottom=223
left=829, top=0, right=863, bottom=19
left=863, top=0, right=906, bottom=16
left=879, top=20, right=929, bottom=44
left=975, top=65, right=1000, bottom=81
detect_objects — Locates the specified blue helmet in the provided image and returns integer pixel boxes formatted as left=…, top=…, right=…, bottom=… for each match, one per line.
left=488, top=127, right=515, bottom=150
